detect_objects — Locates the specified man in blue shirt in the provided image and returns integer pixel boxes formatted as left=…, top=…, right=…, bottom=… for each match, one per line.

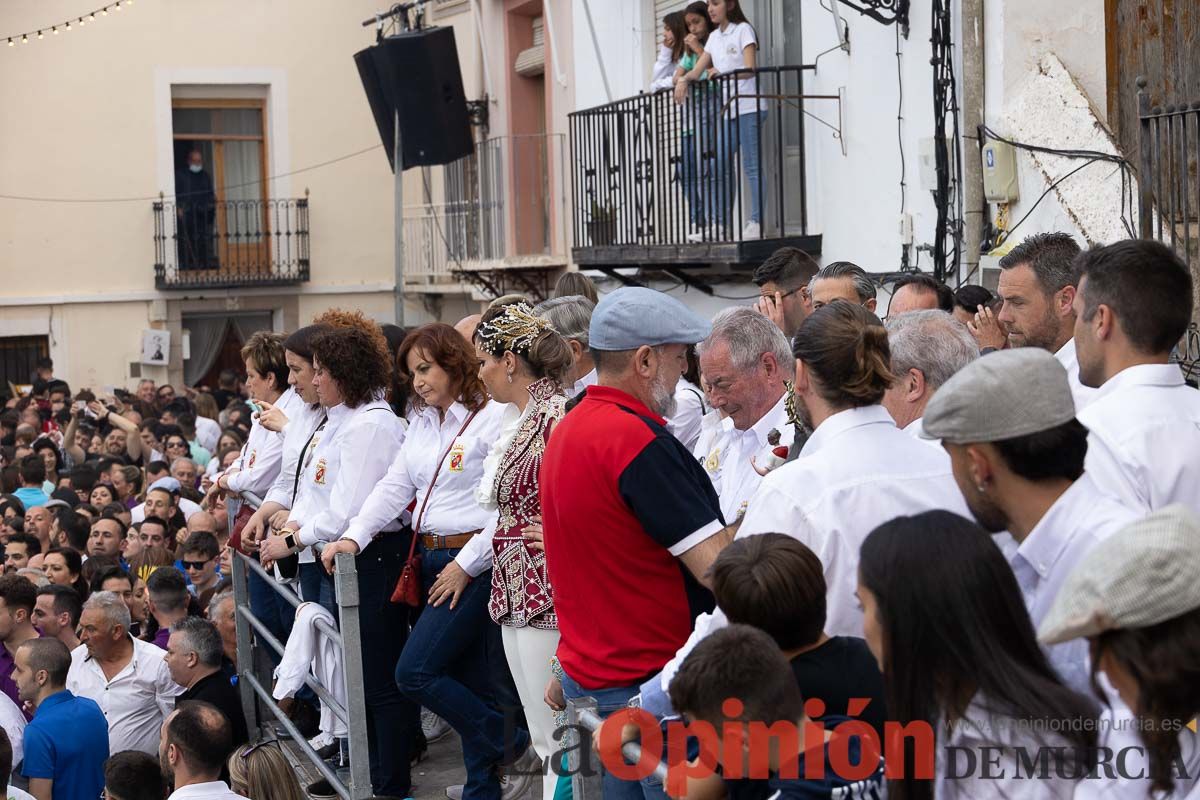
left=12, top=457, right=49, bottom=512
left=14, top=638, right=109, bottom=800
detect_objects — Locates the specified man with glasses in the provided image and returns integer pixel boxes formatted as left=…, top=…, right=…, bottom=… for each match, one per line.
left=751, top=246, right=819, bottom=339
left=156, top=385, right=177, bottom=406
left=17, top=637, right=109, bottom=800
left=164, top=617, right=247, bottom=746
left=179, top=532, right=221, bottom=609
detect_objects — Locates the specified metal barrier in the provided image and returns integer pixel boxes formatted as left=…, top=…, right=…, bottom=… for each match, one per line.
left=228, top=492, right=373, bottom=800
left=566, top=696, right=670, bottom=800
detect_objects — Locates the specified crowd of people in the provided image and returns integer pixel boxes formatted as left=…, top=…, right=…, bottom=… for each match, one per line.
left=1, top=230, right=1199, bottom=800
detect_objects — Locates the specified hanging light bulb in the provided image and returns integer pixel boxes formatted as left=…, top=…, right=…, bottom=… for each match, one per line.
left=114, top=1, right=122, bottom=9
left=65, top=21, right=71, bottom=31
left=101, top=7, right=109, bottom=16
left=52, top=26, right=59, bottom=35
left=89, top=13, right=96, bottom=21
left=6, top=38, right=12, bottom=47
left=78, top=17, right=85, bottom=27
left=37, top=30, right=44, bottom=39
left=21, top=34, right=28, bottom=43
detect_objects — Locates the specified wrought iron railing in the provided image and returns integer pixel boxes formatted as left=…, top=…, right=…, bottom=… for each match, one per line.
left=153, top=197, right=310, bottom=289
left=1137, top=78, right=1199, bottom=270
left=568, top=66, right=809, bottom=251
left=403, top=134, right=567, bottom=278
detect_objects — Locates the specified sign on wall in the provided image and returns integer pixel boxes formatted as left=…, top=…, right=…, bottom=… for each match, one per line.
left=141, top=329, right=170, bottom=366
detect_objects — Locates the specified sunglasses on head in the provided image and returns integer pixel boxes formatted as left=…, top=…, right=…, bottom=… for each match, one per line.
left=181, top=558, right=213, bottom=570
left=238, top=739, right=279, bottom=759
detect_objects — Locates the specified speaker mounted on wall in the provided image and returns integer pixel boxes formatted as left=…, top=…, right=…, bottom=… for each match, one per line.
left=354, top=26, right=474, bottom=172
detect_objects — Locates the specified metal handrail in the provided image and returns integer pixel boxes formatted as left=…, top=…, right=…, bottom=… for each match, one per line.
left=230, top=491, right=373, bottom=800
left=567, top=696, right=670, bottom=800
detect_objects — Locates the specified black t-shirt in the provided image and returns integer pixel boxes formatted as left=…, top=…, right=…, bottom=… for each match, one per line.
left=178, top=670, right=249, bottom=746
left=790, top=636, right=886, bottom=740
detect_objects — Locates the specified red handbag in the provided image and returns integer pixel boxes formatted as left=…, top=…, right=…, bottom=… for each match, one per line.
left=390, top=408, right=480, bottom=606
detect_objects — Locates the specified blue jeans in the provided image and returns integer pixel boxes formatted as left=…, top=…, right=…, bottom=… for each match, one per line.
left=248, top=568, right=293, bottom=666
left=298, top=560, right=323, bottom=607
left=714, top=110, right=768, bottom=228
left=395, top=548, right=530, bottom=800
left=560, top=673, right=670, bottom=800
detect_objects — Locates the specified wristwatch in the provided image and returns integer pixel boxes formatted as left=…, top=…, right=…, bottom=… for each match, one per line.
left=282, top=530, right=299, bottom=553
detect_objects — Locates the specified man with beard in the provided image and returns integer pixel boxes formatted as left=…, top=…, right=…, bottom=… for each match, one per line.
left=539, top=287, right=731, bottom=800
left=921, top=347, right=1139, bottom=693
left=158, top=702, right=243, bottom=800
left=969, top=232, right=1095, bottom=408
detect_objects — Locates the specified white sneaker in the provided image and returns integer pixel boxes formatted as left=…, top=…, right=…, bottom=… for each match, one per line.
left=686, top=229, right=705, bottom=243
left=445, top=786, right=464, bottom=800
left=422, top=708, right=452, bottom=743
left=498, top=745, right=542, bottom=800
left=741, top=221, right=761, bottom=239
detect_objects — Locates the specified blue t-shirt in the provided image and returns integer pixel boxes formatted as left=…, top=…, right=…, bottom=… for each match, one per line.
left=12, top=488, right=48, bottom=510
left=22, top=690, right=109, bottom=800
left=768, top=718, right=885, bottom=800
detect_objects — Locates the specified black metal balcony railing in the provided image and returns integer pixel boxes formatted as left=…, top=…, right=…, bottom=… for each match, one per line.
left=153, top=197, right=310, bottom=289
left=568, top=66, right=814, bottom=264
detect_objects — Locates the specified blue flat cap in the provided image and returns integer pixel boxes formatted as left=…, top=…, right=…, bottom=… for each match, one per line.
left=149, top=477, right=182, bottom=494
left=590, top=287, right=712, bottom=351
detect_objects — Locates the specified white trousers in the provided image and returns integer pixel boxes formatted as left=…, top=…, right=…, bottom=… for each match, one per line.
left=501, top=623, right=561, bottom=800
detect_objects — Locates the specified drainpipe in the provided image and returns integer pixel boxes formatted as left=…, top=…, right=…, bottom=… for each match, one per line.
left=961, top=0, right=986, bottom=285
left=580, top=0, right=613, bottom=102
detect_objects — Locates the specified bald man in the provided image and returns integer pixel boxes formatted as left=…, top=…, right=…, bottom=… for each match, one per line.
left=453, top=314, right=481, bottom=343
left=186, top=512, right=219, bottom=537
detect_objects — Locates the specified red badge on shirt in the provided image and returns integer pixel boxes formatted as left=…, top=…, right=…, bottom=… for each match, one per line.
left=314, top=458, right=327, bottom=485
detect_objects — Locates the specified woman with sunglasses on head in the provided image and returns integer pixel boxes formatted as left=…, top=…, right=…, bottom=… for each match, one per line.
left=228, top=740, right=305, bottom=800
left=258, top=322, right=415, bottom=798
left=322, top=322, right=533, bottom=800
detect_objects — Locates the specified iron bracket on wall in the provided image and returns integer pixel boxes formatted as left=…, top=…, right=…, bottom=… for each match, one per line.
left=833, top=0, right=910, bottom=37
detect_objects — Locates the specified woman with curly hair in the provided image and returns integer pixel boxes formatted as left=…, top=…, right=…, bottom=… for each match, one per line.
left=259, top=321, right=416, bottom=797
left=321, top=322, right=532, bottom=800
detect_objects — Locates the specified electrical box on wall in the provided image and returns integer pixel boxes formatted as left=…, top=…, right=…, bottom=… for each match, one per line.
left=918, top=137, right=952, bottom=193
left=982, top=139, right=1020, bottom=203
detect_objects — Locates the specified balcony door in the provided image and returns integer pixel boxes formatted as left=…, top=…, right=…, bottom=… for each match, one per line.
left=171, top=100, right=270, bottom=276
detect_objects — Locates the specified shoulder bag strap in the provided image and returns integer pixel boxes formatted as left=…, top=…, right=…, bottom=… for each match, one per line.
left=412, top=404, right=483, bottom=536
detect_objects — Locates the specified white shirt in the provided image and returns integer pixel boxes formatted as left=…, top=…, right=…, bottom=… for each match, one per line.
left=695, top=393, right=789, bottom=523
left=221, top=388, right=304, bottom=498
left=704, top=22, right=759, bottom=117
left=342, top=400, right=507, bottom=577
left=167, top=781, right=247, bottom=800
left=262, top=400, right=325, bottom=509
left=666, top=378, right=707, bottom=452
left=1077, top=363, right=1200, bottom=514
left=649, top=43, right=676, bottom=91
left=0, top=693, right=24, bottom=767
left=131, top=496, right=202, bottom=525
left=571, top=368, right=598, bottom=399
left=938, top=693, right=1081, bottom=800
left=289, top=400, right=406, bottom=547
left=7, top=787, right=35, bottom=800
left=1054, top=338, right=1096, bottom=410
left=194, top=415, right=221, bottom=454
left=660, top=405, right=969, bottom=692
left=1008, top=473, right=1139, bottom=694
left=738, top=405, right=970, bottom=636
left=66, top=638, right=183, bottom=755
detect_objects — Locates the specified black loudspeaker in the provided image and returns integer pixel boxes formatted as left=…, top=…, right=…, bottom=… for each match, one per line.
left=354, top=27, right=474, bottom=172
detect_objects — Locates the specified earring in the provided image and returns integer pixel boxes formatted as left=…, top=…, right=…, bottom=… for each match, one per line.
left=506, top=372, right=513, bottom=384
left=976, top=484, right=987, bottom=494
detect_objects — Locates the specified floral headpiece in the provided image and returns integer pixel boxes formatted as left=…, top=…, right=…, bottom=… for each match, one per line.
left=476, top=302, right=551, bottom=357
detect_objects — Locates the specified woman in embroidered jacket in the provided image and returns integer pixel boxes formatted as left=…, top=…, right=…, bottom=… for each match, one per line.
left=473, top=302, right=574, bottom=800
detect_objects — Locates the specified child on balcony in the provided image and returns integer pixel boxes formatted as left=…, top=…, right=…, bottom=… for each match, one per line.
left=649, top=12, right=686, bottom=92
left=675, top=0, right=765, bottom=242
left=674, top=2, right=715, bottom=240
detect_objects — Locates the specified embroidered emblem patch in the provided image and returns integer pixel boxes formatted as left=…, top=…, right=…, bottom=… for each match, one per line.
left=314, top=458, right=327, bottom=485
left=704, top=447, right=721, bottom=473
left=248, top=450, right=257, bottom=468
left=448, top=443, right=465, bottom=473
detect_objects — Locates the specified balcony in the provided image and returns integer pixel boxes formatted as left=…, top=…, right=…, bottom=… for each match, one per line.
left=568, top=67, right=821, bottom=279
left=153, top=197, right=310, bottom=290
left=402, top=135, right=567, bottom=301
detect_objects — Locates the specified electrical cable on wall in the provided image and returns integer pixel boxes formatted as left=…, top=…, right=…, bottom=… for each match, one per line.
left=895, top=24, right=910, bottom=270
left=930, top=0, right=964, bottom=284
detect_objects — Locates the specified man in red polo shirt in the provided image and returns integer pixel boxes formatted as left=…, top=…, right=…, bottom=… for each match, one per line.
left=540, top=286, right=730, bottom=800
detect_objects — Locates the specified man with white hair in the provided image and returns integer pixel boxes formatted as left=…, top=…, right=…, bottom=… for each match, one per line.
left=533, top=294, right=597, bottom=397
left=169, top=457, right=198, bottom=491
left=66, top=591, right=182, bottom=755
left=883, top=310, right=980, bottom=438
left=694, top=307, right=796, bottom=522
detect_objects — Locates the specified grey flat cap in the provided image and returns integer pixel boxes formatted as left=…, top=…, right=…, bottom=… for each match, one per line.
left=921, top=348, right=1076, bottom=444
left=590, top=287, right=712, bottom=351
left=1039, top=505, right=1200, bottom=644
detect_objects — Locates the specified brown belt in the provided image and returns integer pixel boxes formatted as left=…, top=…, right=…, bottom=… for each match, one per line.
left=420, top=530, right=482, bottom=551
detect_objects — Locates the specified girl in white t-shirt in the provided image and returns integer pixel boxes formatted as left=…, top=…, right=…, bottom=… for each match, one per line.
left=675, top=0, right=765, bottom=241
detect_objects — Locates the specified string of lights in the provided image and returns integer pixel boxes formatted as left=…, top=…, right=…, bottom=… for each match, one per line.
left=6, top=0, right=135, bottom=48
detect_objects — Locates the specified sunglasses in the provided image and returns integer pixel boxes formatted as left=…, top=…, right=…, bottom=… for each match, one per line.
left=238, top=739, right=279, bottom=759
left=167, top=441, right=188, bottom=449
left=181, top=558, right=213, bottom=570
